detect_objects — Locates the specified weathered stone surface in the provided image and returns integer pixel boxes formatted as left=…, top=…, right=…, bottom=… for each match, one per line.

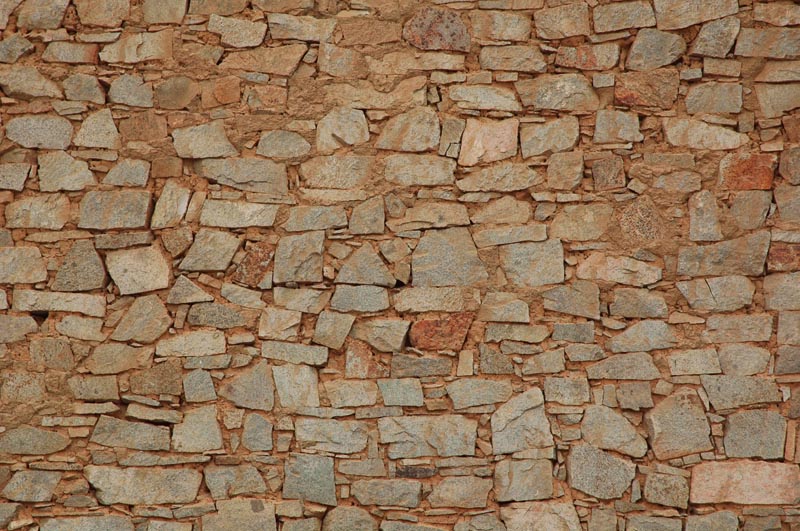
left=690, top=461, right=800, bottom=505
left=677, top=276, right=754, bottom=312
left=534, top=4, right=589, bottom=39
left=274, top=231, right=324, bottom=284
left=283, top=454, right=336, bottom=506
left=0, top=247, right=47, bottom=284
left=273, top=364, right=320, bottom=408
left=0, top=426, right=69, bottom=455
left=78, top=190, right=151, bottom=230
left=2, top=470, right=60, bottom=502
left=179, top=229, right=241, bottom=271
left=701, top=375, right=781, bottom=410
left=480, top=45, right=546, bottom=73
left=551, top=204, right=613, bottom=241
left=85, top=466, right=202, bottom=505
left=458, top=118, right=518, bottom=167
left=172, top=120, right=236, bottom=158
left=412, top=228, right=486, bottom=286
left=582, top=405, right=647, bottom=458
left=645, top=389, right=712, bottom=459
left=446, top=378, right=511, bottom=409
left=627, top=29, right=685, bottom=71
left=616, top=68, right=679, bottom=108
left=196, top=158, right=287, bottom=195
left=654, top=0, right=738, bottom=30
left=492, top=388, right=553, bottom=454
left=6, top=115, right=72, bottom=149
left=100, top=30, right=172, bottom=63
left=594, top=1, right=655, bottom=33
left=323, top=507, right=376, bottom=531
left=172, top=405, right=223, bottom=452
left=106, top=246, right=170, bottom=295
left=296, top=418, right=367, bottom=454
left=379, top=415, right=476, bottom=458
left=516, top=74, right=599, bottom=111
left=40, top=516, right=134, bottom=531
left=724, top=410, right=786, bottom=459
left=520, top=116, right=579, bottom=158
left=500, top=240, right=564, bottom=287
left=202, top=499, right=276, bottom=531
left=607, top=320, right=676, bottom=353
left=735, top=28, right=800, bottom=59
left=567, top=444, right=635, bottom=499
left=677, top=232, right=770, bottom=276
left=90, top=415, right=170, bottom=451
left=663, top=118, right=748, bottom=150
left=587, top=353, right=660, bottom=380
left=501, top=501, right=581, bottom=531
left=218, top=360, right=274, bottom=411
left=353, top=479, right=421, bottom=507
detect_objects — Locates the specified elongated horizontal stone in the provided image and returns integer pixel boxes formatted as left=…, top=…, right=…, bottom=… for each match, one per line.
left=12, top=289, right=105, bottom=317
left=84, top=466, right=202, bottom=505
left=690, top=461, right=800, bottom=505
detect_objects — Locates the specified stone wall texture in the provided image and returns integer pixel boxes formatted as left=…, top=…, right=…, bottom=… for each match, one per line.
left=1, top=0, right=800, bottom=529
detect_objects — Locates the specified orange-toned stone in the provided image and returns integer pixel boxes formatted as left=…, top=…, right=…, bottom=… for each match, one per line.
left=615, top=68, right=679, bottom=109
left=233, top=242, right=274, bottom=288
left=719, top=152, right=776, bottom=190
left=345, top=338, right=389, bottom=379
left=689, top=460, right=800, bottom=505
left=768, top=242, right=800, bottom=272
left=409, top=312, right=473, bottom=351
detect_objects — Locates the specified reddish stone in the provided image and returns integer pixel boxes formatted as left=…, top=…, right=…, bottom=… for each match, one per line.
left=768, top=242, right=800, bottom=272
left=690, top=460, right=800, bottom=505
left=344, top=338, right=389, bottom=379
left=403, top=7, right=470, bottom=52
left=615, top=68, right=679, bottom=109
left=409, top=312, right=473, bottom=351
left=719, top=152, right=776, bottom=190
left=233, top=242, right=273, bottom=288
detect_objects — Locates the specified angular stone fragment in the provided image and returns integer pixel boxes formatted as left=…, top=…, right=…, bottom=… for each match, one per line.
left=429, top=477, right=492, bottom=508
left=701, top=375, right=781, bottom=410
left=492, top=388, right=553, bottom=454
left=719, top=151, right=775, bottom=191
left=583, top=405, right=647, bottom=458
left=352, top=479, right=421, bottom=507
left=85, top=466, right=202, bottom=505
left=446, top=378, right=512, bottom=409
left=686, top=82, right=742, bottom=115
left=594, top=0, right=655, bottom=33
left=283, top=454, right=336, bottom=506
left=90, top=415, right=170, bottom=451
left=594, top=110, right=643, bottom=144
left=626, top=29, right=685, bottom=71
left=200, top=200, right=278, bottom=228
left=494, top=459, right=553, bottom=503
left=555, top=43, right=620, bottom=71
left=0, top=65, right=60, bottom=99
left=208, top=14, right=266, bottom=47
left=112, top=294, right=171, bottom=343
left=385, top=155, right=454, bottom=186
left=285, top=206, right=347, bottom=232
left=0, top=163, right=30, bottom=191
left=2, top=470, right=60, bottom=502
left=458, top=118, right=519, bottom=166
left=106, top=246, right=170, bottom=295
left=257, top=130, right=310, bottom=159
left=109, top=74, right=153, bottom=107
left=412, top=228, right=486, bottom=286
left=104, top=159, right=149, bottom=187
left=615, top=68, right=679, bottom=108
left=534, top=3, right=589, bottom=39
left=724, top=410, right=786, bottom=459
left=0, top=34, right=32, bottom=64
left=480, top=45, right=546, bottom=73
left=99, top=30, right=172, bottom=63
left=516, top=74, right=599, bottom=111
left=40, top=516, right=134, bottom=531
left=317, top=107, right=369, bottom=154
left=685, top=512, right=738, bottom=531
left=218, top=361, right=274, bottom=411
left=404, top=7, right=471, bottom=51
left=471, top=10, right=530, bottom=41
left=500, top=240, right=564, bottom=287
left=677, top=232, right=770, bottom=276
left=410, top=312, right=472, bottom=351
left=296, top=418, right=367, bottom=454
left=450, top=85, right=521, bottom=112
left=668, top=348, right=721, bottom=375
left=378, top=415, right=476, bottom=458
left=179, top=229, right=241, bottom=271
left=301, top=155, right=371, bottom=189
left=378, top=379, right=423, bottom=407
left=204, top=464, right=266, bottom=500
left=274, top=231, right=324, bottom=284
left=172, top=120, right=236, bottom=159
left=273, top=364, right=319, bottom=408
left=13, top=289, right=106, bottom=317
left=78, top=190, right=151, bottom=230
left=520, top=116, right=579, bottom=158
left=0, top=426, right=69, bottom=455
left=202, top=499, right=276, bottom=531
left=351, top=319, right=410, bottom=353
left=220, top=44, right=307, bottom=75
left=692, top=17, right=740, bottom=57
left=156, top=330, right=225, bottom=357
left=735, top=28, right=800, bottom=59
left=0, top=315, right=38, bottom=343
left=663, top=118, right=748, bottom=150
left=551, top=204, right=613, bottom=241
left=702, top=314, right=773, bottom=343
left=544, top=376, right=590, bottom=405
left=457, top=163, right=542, bottom=193
left=322, top=507, right=376, bottom=531
left=172, top=405, right=223, bottom=452
left=677, top=276, right=754, bottom=312
left=6, top=115, right=72, bottom=149
left=654, top=0, right=738, bottom=30
left=567, top=444, right=635, bottom=499
left=501, top=501, right=581, bottom=531
left=0, top=247, right=47, bottom=284
left=610, top=288, right=667, bottom=318
left=690, top=461, right=800, bottom=505
left=587, top=353, right=660, bottom=380
left=376, top=106, right=439, bottom=152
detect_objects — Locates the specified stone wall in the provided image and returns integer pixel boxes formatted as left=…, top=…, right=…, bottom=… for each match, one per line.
left=0, top=0, right=799, bottom=529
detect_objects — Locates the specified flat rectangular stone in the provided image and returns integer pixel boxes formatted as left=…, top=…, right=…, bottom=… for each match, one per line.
left=84, top=466, right=202, bottom=505
left=701, top=314, right=773, bottom=343
left=378, top=415, right=477, bottom=458
left=156, top=330, right=226, bottom=357
left=0, top=247, right=47, bottom=284
left=735, top=28, right=800, bottom=59
left=262, top=340, right=328, bottom=366
left=12, top=289, right=106, bottom=317
left=690, top=461, right=800, bottom=504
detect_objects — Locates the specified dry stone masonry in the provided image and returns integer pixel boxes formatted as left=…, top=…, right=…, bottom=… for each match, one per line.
left=0, top=0, right=799, bottom=529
